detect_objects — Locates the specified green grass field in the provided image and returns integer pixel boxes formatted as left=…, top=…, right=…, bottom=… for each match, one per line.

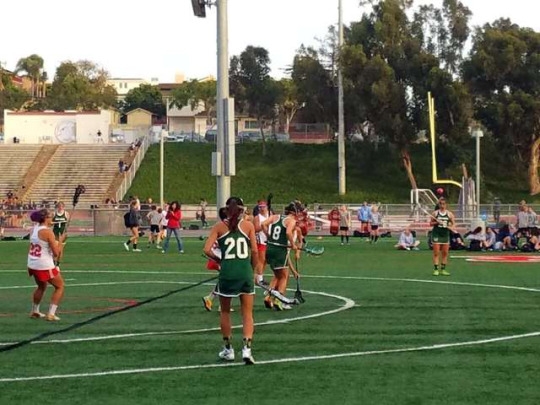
left=1, top=236, right=539, bottom=404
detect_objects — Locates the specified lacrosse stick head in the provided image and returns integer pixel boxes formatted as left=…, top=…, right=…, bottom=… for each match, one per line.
left=294, top=289, right=306, bottom=303
left=73, top=184, right=86, bottom=207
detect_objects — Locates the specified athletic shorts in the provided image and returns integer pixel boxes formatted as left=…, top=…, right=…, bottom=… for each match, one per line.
left=53, top=228, right=65, bottom=237
left=266, top=246, right=289, bottom=271
left=216, top=268, right=255, bottom=297
left=257, top=243, right=267, bottom=252
left=339, top=226, right=349, bottom=231
left=150, top=225, right=159, bottom=234
left=28, top=266, right=60, bottom=282
left=371, top=225, right=379, bottom=230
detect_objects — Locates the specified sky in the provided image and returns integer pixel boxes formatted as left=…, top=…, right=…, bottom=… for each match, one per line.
left=1, top=0, right=539, bottom=83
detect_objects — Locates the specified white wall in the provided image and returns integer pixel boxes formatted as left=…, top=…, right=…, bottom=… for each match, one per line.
left=4, top=110, right=112, bottom=144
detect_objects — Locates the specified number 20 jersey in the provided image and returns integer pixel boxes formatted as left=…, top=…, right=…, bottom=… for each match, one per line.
left=217, top=220, right=252, bottom=278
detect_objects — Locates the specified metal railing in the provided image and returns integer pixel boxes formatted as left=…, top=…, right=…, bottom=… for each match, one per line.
left=114, top=135, right=151, bottom=203
left=1, top=203, right=533, bottom=238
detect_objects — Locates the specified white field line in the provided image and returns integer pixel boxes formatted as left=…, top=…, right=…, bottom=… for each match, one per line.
left=0, top=282, right=355, bottom=345
left=1, top=331, right=539, bottom=382
left=1, top=276, right=539, bottom=382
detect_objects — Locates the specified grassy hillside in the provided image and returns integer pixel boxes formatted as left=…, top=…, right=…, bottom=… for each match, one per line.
left=127, top=141, right=533, bottom=205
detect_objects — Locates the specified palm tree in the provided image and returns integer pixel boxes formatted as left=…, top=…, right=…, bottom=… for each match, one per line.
left=15, top=54, right=44, bottom=98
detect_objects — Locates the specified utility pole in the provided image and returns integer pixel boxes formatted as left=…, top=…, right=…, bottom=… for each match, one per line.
left=192, top=0, right=235, bottom=208
left=337, top=0, right=346, bottom=195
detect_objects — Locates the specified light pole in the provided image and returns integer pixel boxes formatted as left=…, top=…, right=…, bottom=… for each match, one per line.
left=160, top=126, right=166, bottom=207
left=192, top=0, right=234, bottom=208
left=337, top=0, right=346, bottom=195
left=472, top=128, right=484, bottom=217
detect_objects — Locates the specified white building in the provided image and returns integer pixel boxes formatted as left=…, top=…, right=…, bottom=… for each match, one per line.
left=3, top=109, right=116, bottom=144
left=107, top=77, right=160, bottom=99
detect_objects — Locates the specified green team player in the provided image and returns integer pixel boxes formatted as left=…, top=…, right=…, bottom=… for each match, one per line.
left=52, top=202, right=69, bottom=264
left=262, top=202, right=301, bottom=309
left=430, top=198, right=455, bottom=276
left=203, top=197, right=259, bottom=365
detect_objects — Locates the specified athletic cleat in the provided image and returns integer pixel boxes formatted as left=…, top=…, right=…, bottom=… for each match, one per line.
left=281, top=303, right=293, bottom=310
left=257, top=279, right=270, bottom=289
left=412, top=247, right=420, bottom=251
left=218, top=347, right=235, bottom=361
left=123, top=242, right=129, bottom=251
left=202, top=296, right=213, bottom=311
left=179, top=250, right=185, bottom=254
left=440, top=270, right=451, bottom=276
left=156, top=245, right=162, bottom=249
left=263, top=296, right=273, bottom=309
left=132, top=248, right=142, bottom=252
left=242, top=346, right=255, bottom=365
left=432, top=270, right=440, bottom=276
left=45, top=314, right=60, bottom=322
left=29, top=311, right=45, bottom=319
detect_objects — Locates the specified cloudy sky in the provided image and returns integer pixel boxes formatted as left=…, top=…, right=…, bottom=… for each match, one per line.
left=1, top=0, right=538, bottom=82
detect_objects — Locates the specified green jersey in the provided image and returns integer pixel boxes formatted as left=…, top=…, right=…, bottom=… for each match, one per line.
left=53, top=211, right=67, bottom=235
left=267, top=215, right=289, bottom=247
left=431, top=210, right=451, bottom=244
left=216, top=221, right=254, bottom=296
left=266, top=215, right=291, bottom=270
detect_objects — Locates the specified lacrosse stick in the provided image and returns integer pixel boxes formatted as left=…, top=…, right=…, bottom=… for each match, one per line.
left=201, top=254, right=300, bottom=305
left=266, top=241, right=324, bottom=256
left=292, top=257, right=305, bottom=303
left=416, top=204, right=455, bottom=231
left=56, top=185, right=85, bottom=265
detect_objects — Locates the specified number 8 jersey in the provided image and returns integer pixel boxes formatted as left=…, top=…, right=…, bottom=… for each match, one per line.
left=27, top=225, right=55, bottom=270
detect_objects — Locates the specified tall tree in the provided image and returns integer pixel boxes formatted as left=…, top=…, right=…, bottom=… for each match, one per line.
left=45, top=60, right=117, bottom=111
left=342, top=0, right=471, bottom=187
left=290, top=45, right=336, bottom=126
left=230, top=46, right=280, bottom=156
left=170, top=79, right=216, bottom=125
left=463, top=19, right=540, bottom=194
left=15, top=54, right=44, bottom=98
left=122, top=84, right=165, bottom=118
left=276, top=78, right=303, bottom=134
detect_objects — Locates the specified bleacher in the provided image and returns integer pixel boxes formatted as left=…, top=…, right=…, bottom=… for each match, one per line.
left=24, top=144, right=129, bottom=207
left=0, top=145, right=43, bottom=198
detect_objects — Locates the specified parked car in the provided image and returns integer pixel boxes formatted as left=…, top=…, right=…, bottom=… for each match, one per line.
left=164, top=134, right=185, bottom=142
left=182, top=133, right=207, bottom=143
left=237, top=131, right=262, bottom=142
left=205, top=129, right=217, bottom=143
left=270, top=133, right=290, bottom=142
left=110, top=133, right=125, bottom=143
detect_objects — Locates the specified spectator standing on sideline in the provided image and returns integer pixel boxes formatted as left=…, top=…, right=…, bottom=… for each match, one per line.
left=368, top=205, right=382, bottom=243
left=118, top=159, right=124, bottom=174
left=162, top=201, right=184, bottom=254
left=123, top=200, right=142, bottom=252
left=493, top=198, right=501, bottom=224
left=357, top=201, right=371, bottom=235
left=199, top=198, right=208, bottom=228
left=395, top=228, right=420, bottom=250
left=338, top=205, right=351, bottom=245
left=146, top=205, right=162, bottom=249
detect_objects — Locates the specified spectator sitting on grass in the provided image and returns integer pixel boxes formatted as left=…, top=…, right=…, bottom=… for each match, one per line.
left=482, top=227, right=497, bottom=251
left=464, top=226, right=485, bottom=251
left=395, top=228, right=420, bottom=250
